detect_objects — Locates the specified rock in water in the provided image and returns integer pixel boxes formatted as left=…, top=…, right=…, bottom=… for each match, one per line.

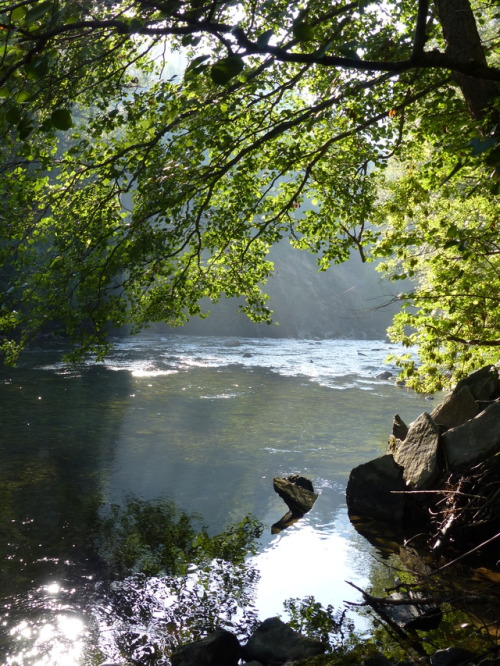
left=243, top=617, right=325, bottom=663
left=273, top=475, right=318, bottom=515
left=171, top=629, right=241, bottom=666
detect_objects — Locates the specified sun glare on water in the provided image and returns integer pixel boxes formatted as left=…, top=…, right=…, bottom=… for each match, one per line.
left=6, top=583, right=87, bottom=666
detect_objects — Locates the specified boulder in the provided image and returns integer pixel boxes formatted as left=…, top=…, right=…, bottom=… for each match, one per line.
left=453, top=365, right=500, bottom=402
left=443, top=399, right=500, bottom=470
left=243, top=617, right=325, bottom=664
left=346, top=454, right=406, bottom=523
left=430, top=647, right=478, bottom=666
left=273, top=475, right=318, bottom=515
left=383, top=592, right=442, bottom=632
left=392, top=414, right=408, bottom=441
left=430, top=385, right=478, bottom=430
left=393, top=412, right=441, bottom=489
left=171, top=629, right=241, bottom=666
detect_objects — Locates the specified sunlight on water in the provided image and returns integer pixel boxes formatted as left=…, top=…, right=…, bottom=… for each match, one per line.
left=251, top=515, right=372, bottom=630
left=7, top=613, right=86, bottom=666
left=0, top=334, right=431, bottom=663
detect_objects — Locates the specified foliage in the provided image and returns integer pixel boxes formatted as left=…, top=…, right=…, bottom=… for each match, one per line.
left=0, top=0, right=499, bottom=388
left=94, top=497, right=262, bottom=661
left=97, top=496, right=262, bottom=576
left=283, top=595, right=356, bottom=654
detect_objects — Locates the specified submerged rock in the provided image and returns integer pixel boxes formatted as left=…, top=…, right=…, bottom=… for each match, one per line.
left=171, top=629, right=241, bottom=666
left=242, top=617, right=326, bottom=664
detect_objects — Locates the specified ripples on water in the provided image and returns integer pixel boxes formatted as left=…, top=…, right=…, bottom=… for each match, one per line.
left=0, top=335, right=433, bottom=664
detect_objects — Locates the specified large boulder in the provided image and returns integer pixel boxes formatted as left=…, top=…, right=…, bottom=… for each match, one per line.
left=243, top=617, right=325, bottom=664
left=393, top=412, right=441, bottom=489
left=453, top=365, right=500, bottom=402
left=171, top=629, right=241, bottom=666
left=346, top=454, right=407, bottom=523
left=443, top=399, right=500, bottom=469
left=430, top=385, right=478, bottom=430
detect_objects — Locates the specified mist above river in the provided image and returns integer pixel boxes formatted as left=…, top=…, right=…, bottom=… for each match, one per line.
left=165, top=242, right=401, bottom=340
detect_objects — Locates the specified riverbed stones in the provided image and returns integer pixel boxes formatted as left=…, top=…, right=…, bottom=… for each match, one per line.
left=170, top=628, right=241, bottom=666
left=393, top=412, right=441, bottom=489
left=242, top=617, right=326, bottom=663
left=443, top=398, right=500, bottom=469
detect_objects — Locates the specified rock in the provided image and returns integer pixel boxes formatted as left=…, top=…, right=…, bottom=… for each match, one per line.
left=443, top=399, right=500, bottom=470
left=453, top=365, right=500, bottom=402
left=430, top=647, right=478, bottom=665
left=383, top=592, right=442, bottom=632
left=243, top=617, right=325, bottom=664
left=273, top=475, right=318, bottom=515
left=393, top=412, right=441, bottom=489
left=171, top=629, right=241, bottom=666
left=361, top=654, right=394, bottom=666
left=431, top=385, right=478, bottom=430
left=376, top=371, right=393, bottom=380
left=392, top=414, right=408, bottom=441
left=346, top=454, right=406, bottom=523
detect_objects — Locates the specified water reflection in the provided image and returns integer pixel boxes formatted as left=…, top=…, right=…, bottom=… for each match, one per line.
left=0, top=336, right=434, bottom=663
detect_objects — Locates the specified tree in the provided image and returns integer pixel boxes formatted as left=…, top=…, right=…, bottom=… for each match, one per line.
left=0, top=0, right=498, bottom=388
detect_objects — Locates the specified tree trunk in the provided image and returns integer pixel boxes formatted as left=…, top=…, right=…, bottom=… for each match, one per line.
left=434, top=0, right=499, bottom=126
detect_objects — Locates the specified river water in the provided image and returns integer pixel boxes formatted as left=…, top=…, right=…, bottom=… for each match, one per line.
left=0, top=334, right=435, bottom=664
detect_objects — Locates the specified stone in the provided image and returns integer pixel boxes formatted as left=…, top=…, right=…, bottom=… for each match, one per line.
left=430, top=384, right=478, bottom=430
left=383, top=592, right=442, bottom=632
left=376, top=371, right=393, bottom=380
left=453, top=365, right=500, bottom=402
left=430, top=647, right=478, bottom=665
left=443, top=399, right=500, bottom=469
left=346, top=454, right=406, bottom=523
left=243, top=617, right=325, bottom=664
left=171, top=629, right=241, bottom=666
left=392, top=414, right=408, bottom=441
left=393, top=412, right=441, bottom=489
left=273, top=475, right=318, bottom=515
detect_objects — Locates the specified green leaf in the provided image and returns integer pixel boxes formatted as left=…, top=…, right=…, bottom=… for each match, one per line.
left=50, top=108, right=73, bottom=130
left=256, top=29, right=274, bottom=49
left=25, top=1, right=53, bottom=23
left=25, top=54, right=49, bottom=80
left=337, top=42, right=360, bottom=59
left=0, top=86, right=9, bottom=99
left=292, top=22, right=316, bottom=42
left=15, top=90, right=31, bottom=103
left=5, top=106, right=21, bottom=124
left=11, top=6, right=28, bottom=21
left=210, top=56, right=244, bottom=85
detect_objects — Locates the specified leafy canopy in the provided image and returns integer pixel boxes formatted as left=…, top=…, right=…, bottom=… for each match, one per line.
left=0, top=0, right=499, bottom=389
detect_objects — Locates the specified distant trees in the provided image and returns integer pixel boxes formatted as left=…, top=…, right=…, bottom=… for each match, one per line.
left=0, top=0, right=498, bottom=388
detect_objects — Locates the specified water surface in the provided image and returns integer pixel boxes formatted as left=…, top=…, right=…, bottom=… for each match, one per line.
left=0, top=335, right=434, bottom=664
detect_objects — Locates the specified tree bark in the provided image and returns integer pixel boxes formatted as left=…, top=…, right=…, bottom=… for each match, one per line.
left=434, top=0, right=499, bottom=125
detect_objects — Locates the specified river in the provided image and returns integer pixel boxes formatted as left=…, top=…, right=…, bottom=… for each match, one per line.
left=0, top=334, right=435, bottom=664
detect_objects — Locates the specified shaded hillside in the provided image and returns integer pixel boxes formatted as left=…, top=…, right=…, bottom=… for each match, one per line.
left=177, top=243, right=402, bottom=339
